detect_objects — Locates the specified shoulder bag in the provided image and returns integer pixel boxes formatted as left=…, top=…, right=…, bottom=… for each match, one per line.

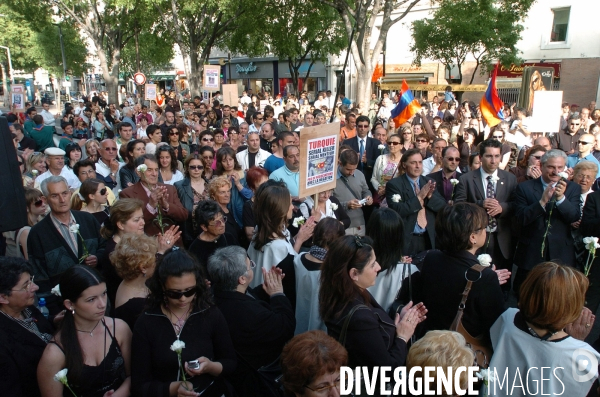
left=449, top=264, right=493, bottom=368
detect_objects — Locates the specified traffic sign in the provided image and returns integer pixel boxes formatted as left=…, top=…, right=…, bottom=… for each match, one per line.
left=134, top=72, right=147, bottom=85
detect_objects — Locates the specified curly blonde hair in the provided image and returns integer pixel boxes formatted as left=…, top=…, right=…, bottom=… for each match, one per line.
left=407, top=331, right=474, bottom=395
left=109, top=233, right=157, bottom=281
left=208, top=175, right=232, bottom=200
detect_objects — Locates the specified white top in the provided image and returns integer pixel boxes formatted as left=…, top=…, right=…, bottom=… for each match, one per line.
left=422, top=156, right=437, bottom=176
left=247, top=228, right=297, bottom=288
left=299, top=198, right=337, bottom=221
left=367, top=263, right=418, bottom=313
left=236, top=148, right=272, bottom=171
left=40, top=109, right=56, bottom=127
left=371, top=154, right=401, bottom=189
left=488, top=308, right=600, bottom=397
left=294, top=253, right=326, bottom=335
left=34, top=166, right=81, bottom=190
left=161, top=169, right=184, bottom=185
left=95, top=159, right=125, bottom=192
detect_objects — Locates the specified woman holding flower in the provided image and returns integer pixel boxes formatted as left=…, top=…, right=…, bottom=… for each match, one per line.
left=371, top=133, right=402, bottom=199
left=131, top=249, right=236, bottom=397
left=37, top=265, right=132, bottom=397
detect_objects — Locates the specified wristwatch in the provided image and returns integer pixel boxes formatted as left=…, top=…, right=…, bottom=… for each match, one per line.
left=110, top=172, right=116, bottom=177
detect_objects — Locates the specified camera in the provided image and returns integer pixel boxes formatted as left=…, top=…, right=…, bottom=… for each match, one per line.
left=188, top=359, right=200, bottom=370
left=358, top=198, right=368, bottom=206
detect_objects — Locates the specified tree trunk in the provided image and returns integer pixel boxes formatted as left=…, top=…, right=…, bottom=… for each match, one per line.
left=96, top=45, right=119, bottom=104
left=355, top=63, right=373, bottom=109
left=0, top=63, right=8, bottom=107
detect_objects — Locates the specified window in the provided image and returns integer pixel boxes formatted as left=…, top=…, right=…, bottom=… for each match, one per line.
left=550, top=8, right=570, bottom=42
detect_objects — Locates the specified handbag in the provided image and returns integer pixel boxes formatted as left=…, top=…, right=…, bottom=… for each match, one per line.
left=449, top=264, right=493, bottom=368
left=338, top=304, right=369, bottom=347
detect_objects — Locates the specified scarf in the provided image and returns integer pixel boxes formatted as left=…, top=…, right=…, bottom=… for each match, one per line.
left=309, top=245, right=328, bottom=261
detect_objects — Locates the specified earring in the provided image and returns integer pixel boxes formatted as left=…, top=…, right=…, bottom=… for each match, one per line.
left=70, top=307, right=75, bottom=315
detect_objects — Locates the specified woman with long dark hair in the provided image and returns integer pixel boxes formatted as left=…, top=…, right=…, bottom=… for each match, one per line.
left=131, top=249, right=236, bottom=397
left=157, top=145, right=184, bottom=186
left=37, top=265, right=131, bottom=397
left=119, top=139, right=146, bottom=188
left=215, top=147, right=252, bottom=229
left=71, top=178, right=110, bottom=225
left=319, top=236, right=426, bottom=374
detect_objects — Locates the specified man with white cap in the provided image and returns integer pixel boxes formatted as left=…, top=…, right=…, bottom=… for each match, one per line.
left=74, top=99, right=85, bottom=116
left=35, top=148, right=81, bottom=190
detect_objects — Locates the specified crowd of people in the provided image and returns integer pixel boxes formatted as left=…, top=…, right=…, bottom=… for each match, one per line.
left=2, top=87, right=600, bottom=396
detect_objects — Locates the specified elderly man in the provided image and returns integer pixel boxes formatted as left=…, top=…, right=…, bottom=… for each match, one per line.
left=95, top=139, right=123, bottom=191
left=35, top=148, right=81, bottom=190
left=236, top=131, right=271, bottom=171
left=27, top=176, right=103, bottom=314
left=119, top=154, right=187, bottom=238
left=120, top=107, right=136, bottom=129
left=239, top=122, right=250, bottom=144
left=513, top=149, right=581, bottom=293
left=208, top=246, right=294, bottom=397
left=566, top=133, right=600, bottom=178
left=333, top=149, right=373, bottom=236
left=270, top=145, right=301, bottom=198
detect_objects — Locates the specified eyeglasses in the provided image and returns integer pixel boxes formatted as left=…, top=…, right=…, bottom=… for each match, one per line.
left=357, top=124, right=370, bottom=129
left=445, top=157, right=461, bottom=162
left=189, top=165, right=204, bottom=170
left=579, top=141, right=593, bottom=145
left=164, top=287, right=197, bottom=300
left=209, top=216, right=227, bottom=226
left=531, top=155, right=542, bottom=160
left=387, top=141, right=401, bottom=146
left=256, top=118, right=264, bottom=121
left=169, top=132, right=179, bottom=136
left=304, top=378, right=341, bottom=394
left=222, top=121, right=230, bottom=124
left=415, top=139, right=428, bottom=143
left=33, top=199, right=44, bottom=207
left=11, top=275, right=35, bottom=292
left=103, top=147, right=117, bottom=151
left=99, top=188, right=107, bottom=195
left=492, top=135, right=503, bottom=139
left=202, top=137, right=214, bottom=142
left=571, top=123, right=580, bottom=126
left=201, top=119, right=208, bottom=123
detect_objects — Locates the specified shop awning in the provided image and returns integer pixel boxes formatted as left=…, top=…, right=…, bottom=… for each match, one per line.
left=148, top=75, right=175, bottom=81
left=378, top=80, right=522, bottom=91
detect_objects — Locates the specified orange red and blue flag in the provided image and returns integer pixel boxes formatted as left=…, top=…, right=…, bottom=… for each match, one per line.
left=390, top=80, right=421, bottom=126
left=479, top=65, right=505, bottom=127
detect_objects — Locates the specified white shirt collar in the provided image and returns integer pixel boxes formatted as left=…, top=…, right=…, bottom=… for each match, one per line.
left=480, top=167, right=498, bottom=181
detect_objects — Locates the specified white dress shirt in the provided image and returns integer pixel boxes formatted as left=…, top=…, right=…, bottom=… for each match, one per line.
left=35, top=166, right=81, bottom=190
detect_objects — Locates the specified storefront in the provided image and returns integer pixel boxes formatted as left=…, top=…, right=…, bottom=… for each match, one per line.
left=277, top=61, right=327, bottom=101
left=221, top=58, right=276, bottom=98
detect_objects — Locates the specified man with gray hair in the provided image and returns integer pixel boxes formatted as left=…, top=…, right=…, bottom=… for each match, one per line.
left=513, top=149, right=580, bottom=294
left=207, top=246, right=294, bottom=397
left=27, top=176, right=103, bottom=315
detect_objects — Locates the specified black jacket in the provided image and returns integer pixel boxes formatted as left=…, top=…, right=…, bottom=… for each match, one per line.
left=0, top=306, right=54, bottom=397
left=214, top=288, right=295, bottom=397
left=174, top=178, right=197, bottom=247
left=342, top=136, right=381, bottom=187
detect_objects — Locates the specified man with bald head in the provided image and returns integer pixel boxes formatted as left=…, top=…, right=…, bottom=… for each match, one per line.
left=95, top=139, right=123, bottom=190
left=534, top=136, right=551, bottom=150
left=428, top=145, right=462, bottom=203
left=566, top=133, right=600, bottom=178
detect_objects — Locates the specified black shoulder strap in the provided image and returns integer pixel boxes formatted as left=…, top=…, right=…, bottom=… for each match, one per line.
left=339, top=304, right=368, bottom=347
left=339, top=177, right=362, bottom=201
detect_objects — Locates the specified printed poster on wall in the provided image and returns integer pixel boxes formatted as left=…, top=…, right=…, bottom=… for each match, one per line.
left=203, top=65, right=221, bottom=91
left=145, top=84, right=157, bottom=101
left=298, top=122, right=339, bottom=198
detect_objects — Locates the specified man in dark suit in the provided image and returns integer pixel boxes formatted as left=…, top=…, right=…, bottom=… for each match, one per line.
left=119, top=154, right=188, bottom=239
left=580, top=190, right=600, bottom=313
left=513, top=149, right=581, bottom=294
left=386, top=148, right=447, bottom=256
left=342, top=115, right=381, bottom=187
left=428, top=146, right=462, bottom=203
left=454, top=139, right=518, bottom=292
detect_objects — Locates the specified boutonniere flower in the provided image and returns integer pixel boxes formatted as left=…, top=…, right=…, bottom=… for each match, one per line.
left=392, top=194, right=401, bottom=203
left=51, top=284, right=61, bottom=297
left=491, top=175, right=500, bottom=183
left=54, top=368, right=77, bottom=397
left=477, top=254, right=492, bottom=267
left=330, top=203, right=338, bottom=211
left=450, top=179, right=459, bottom=199
left=292, top=216, right=306, bottom=228
left=583, top=237, right=600, bottom=276
left=69, top=223, right=89, bottom=263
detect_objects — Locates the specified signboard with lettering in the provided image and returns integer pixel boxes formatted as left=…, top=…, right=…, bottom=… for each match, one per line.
left=497, top=63, right=561, bottom=79
left=299, top=123, right=339, bottom=198
left=203, top=65, right=221, bottom=91
left=235, top=62, right=258, bottom=74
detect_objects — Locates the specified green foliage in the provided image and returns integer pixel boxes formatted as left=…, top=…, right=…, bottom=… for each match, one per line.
left=120, top=29, right=174, bottom=76
left=33, top=24, right=89, bottom=76
left=411, top=0, right=535, bottom=84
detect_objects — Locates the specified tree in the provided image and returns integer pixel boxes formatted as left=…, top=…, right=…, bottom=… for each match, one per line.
left=411, top=0, right=534, bottom=85
left=322, top=0, right=421, bottom=106
left=34, top=24, right=89, bottom=77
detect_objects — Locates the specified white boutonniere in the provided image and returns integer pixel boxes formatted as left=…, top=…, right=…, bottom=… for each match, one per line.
left=292, top=216, right=306, bottom=228
left=378, top=144, right=385, bottom=150
left=69, top=224, right=79, bottom=234
left=330, top=203, right=338, bottom=211
left=491, top=175, right=500, bottom=183
left=450, top=179, right=459, bottom=186
left=477, top=254, right=492, bottom=267
left=170, top=339, right=186, bottom=353
left=392, top=194, right=401, bottom=203
left=31, top=170, right=39, bottom=177
left=51, top=284, right=61, bottom=297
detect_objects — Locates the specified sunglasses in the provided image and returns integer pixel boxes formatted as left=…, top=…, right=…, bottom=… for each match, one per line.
left=189, top=165, right=204, bottom=170
left=18, top=161, right=24, bottom=166
left=202, top=138, right=214, bottom=142
left=222, top=121, right=230, bottom=124
left=415, top=139, right=428, bottom=143
left=357, top=125, right=370, bottom=129
left=34, top=199, right=44, bottom=207
left=103, top=147, right=117, bottom=151
left=571, top=124, right=580, bottom=126
left=99, top=188, right=107, bottom=195
left=164, top=287, right=197, bottom=300
left=387, top=141, right=401, bottom=146
left=201, top=119, right=208, bottom=123
left=445, top=157, right=460, bottom=162
left=169, top=132, right=179, bottom=136
left=256, top=118, right=264, bottom=121
left=579, top=141, right=593, bottom=145
left=209, top=216, right=227, bottom=227
left=532, top=155, right=542, bottom=160
left=492, top=135, right=503, bottom=139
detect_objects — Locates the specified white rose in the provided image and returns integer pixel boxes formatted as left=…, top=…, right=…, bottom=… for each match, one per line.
left=170, top=339, right=186, bottom=353
left=51, top=284, right=61, bottom=297
left=378, top=144, right=385, bottom=150
left=491, top=175, right=500, bottom=183
left=392, top=194, right=401, bottom=203
left=558, top=171, right=569, bottom=179
left=54, top=368, right=69, bottom=385
left=292, top=216, right=306, bottom=228
left=477, top=368, right=496, bottom=383
left=477, top=254, right=492, bottom=267
left=31, top=170, right=39, bottom=176
left=330, top=203, right=338, bottom=211
left=137, top=164, right=148, bottom=173
left=69, top=224, right=80, bottom=234
left=450, top=179, right=459, bottom=186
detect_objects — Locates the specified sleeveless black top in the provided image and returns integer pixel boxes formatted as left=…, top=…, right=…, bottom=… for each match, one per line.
left=50, top=319, right=126, bottom=397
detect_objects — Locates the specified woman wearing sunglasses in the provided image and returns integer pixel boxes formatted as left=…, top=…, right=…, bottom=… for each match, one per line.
left=508, top=145, right=547, bottom=184
left=175, top=155, right=210, bottom=248
left=188, top=200, right=229, bottom=270
left=2, top=187, right=47, bottom=259
left=131, top=249, right=236, bottom=397
left=72, top=178, right=110, bottom=226
left=371, top=133, right=402, bottom=202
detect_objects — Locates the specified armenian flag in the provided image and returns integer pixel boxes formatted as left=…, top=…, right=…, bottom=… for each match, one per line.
left=390, top=80, right=421, bottom=126
left=479, top=65, right=505, bottom=127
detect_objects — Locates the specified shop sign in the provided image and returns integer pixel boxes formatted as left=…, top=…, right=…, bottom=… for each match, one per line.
left=236, top=62, right=258, bottom=74
left=497, top=63, right=561, bottom=79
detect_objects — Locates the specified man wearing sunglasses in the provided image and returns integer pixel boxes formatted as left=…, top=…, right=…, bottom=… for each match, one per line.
left=552, top=114, right=584, bottom=155
left=566, top=133, right=600, bottom=178
left=95, top=139, right=123, bottom=191
left=427, top=146, right=462, bottom=203
left=34, top=147, right=81, bottom=190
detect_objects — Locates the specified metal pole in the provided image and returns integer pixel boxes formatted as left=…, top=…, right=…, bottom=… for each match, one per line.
left=0, top=45, right=13, bottom=84
left=56, top=24, right=67, bottom=78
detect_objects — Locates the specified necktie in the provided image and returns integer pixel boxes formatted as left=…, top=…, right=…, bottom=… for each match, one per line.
left=414, top=181, right=427, bottom=229
left=580, top=195, right=585, bottom=219
left=359, top=139, right=365, bottom=169
left=486, top=175, right=497, bottom=231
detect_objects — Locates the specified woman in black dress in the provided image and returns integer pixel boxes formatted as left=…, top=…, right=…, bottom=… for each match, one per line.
left=37, top=265, right=132, bottom=397
left=188, top=200, right=228, bottom=273
left=72, top=178, right=110, bottom=226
